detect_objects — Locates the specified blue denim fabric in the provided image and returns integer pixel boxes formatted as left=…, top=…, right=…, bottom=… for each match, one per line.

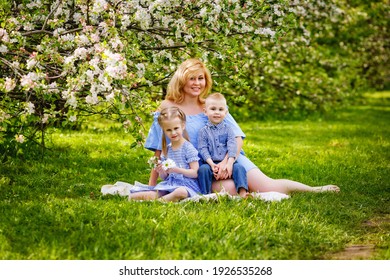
left=198, top=161, right=248, bottom=194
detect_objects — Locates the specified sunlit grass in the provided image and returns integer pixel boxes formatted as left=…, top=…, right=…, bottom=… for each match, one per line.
left=0, top=92, right=389, bottom=260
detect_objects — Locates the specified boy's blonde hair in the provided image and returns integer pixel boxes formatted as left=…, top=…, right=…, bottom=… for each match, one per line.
left=166, top=58, right=212, bottom=104
left=158, top=107, right=190, bottom=156
left=205, top=92, right=227, bottom=106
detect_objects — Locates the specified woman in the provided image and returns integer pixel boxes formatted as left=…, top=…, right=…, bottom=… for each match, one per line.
left=145, top=58, right=340, bottom=195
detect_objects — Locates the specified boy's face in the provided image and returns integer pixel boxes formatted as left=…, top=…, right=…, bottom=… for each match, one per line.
left=204, top=99, right=228, bottom=125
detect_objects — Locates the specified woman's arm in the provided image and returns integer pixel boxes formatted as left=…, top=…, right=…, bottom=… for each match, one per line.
left=235, top=136, right=243, bottom=158
left=148, top=150, right=161, bottom=186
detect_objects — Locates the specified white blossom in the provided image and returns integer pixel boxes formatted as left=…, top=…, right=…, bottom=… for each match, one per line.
left=0, top=110, right=11, bottom=122
left=90, top=33, right=100, bottom=43
left=42, top=114, right=50, bottom=124
left=25, top=102, right=35, bottom=114
left=135, top=8, right=151, bottom=29
left=23, top=22, right=34, bottom=31
left=60, top=33, right=75, bottom=42
left=86, top=94, right=99, bottom=105
left=136, top=63, right=145, bottom=78
left=162, top=158, right=176, bottom=170
left=75, top=34, right=90, bottom=46
left=3, top=77, right=16, bottom=92
left=0, top=45, right=8, bottom=53
left=69, top=115, right=77, bottom=122
left=92, top=0, right=108, bottom=14
left=20, top=72, right=39, bottom=89
left=26, top=58, right=38, bottom=69
left=74, top=47, right=88, bottom=59
left=0, top=28, right=10, bottom=42
left=105, top=92, right=115, bottom=101
left=255, top=27, right=276, bottom=38
left=15, top=134, right=25, bottom=143
left=64, top=93, right=78, bottom=108
left=102, top=50, right=127, bottom=79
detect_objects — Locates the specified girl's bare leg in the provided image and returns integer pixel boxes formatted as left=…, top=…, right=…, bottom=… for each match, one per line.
left=247, top=168, right=339, bottom=194
left=128, top=191, right=159, bottom=201
left=159, top=187, right=189, bottom=202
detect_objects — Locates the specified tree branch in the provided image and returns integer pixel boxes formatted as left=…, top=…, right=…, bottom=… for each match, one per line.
left=140, top=39, right=214, bottom=50
left=42, top=1, right=62, bottom=31
left=21, top=30, right=53, bottom=36
left=0, top=57, right=24, bottom=77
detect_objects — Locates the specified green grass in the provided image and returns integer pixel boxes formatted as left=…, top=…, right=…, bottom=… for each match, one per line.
left=0, top=92, right=389, bottom=260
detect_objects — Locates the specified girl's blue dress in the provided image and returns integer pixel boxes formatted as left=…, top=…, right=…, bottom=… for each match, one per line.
left=145, top=112, right=258, bottom=172
left=130, top=140, right=201, bottom=197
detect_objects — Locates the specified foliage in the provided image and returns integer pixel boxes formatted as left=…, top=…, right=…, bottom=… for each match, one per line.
left=0, top=92, right=389, bottom=259
left=1, top=0, right=389, bottom=157
left=0, top=0, right=288, bottom=156
left=225, top=0, right=390, bottom=119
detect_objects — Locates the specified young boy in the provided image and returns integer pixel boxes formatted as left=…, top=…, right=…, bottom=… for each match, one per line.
left=197, top=92, right=248, bottom=197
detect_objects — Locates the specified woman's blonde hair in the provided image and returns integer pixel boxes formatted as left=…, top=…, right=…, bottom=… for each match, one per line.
left=166, top=58, right=212, bottom=104
left=158, top=107, right=190, bottom=156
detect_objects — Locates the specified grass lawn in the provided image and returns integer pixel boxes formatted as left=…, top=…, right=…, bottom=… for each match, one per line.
left=0, top=92, right=389, bottom=260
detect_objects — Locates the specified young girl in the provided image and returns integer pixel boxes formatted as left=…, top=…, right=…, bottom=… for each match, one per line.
left=128, top=107, right=201, bottom=202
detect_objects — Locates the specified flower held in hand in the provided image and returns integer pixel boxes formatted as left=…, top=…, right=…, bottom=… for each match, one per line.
left=161, top=158, right=176, bottom=170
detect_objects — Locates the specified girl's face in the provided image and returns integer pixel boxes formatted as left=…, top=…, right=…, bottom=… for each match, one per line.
left=161, top=117, right=185, bottom=144
left=182, top=71, right=206, bottom=98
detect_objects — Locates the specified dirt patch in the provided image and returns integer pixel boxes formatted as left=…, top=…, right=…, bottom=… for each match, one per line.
left=362, top=216, right=390, bottom=229
left=330, top=244, right=375, bottom=260
left=328, top=215, right=390, bottom=260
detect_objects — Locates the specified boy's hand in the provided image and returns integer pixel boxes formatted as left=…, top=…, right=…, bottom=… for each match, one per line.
left=212, top=165, right=219, bottom=175
left=215, top=160, right=229, bottom=180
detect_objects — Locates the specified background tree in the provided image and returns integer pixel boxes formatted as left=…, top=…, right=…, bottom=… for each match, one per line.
left=1, top=0, right=389, bottom=158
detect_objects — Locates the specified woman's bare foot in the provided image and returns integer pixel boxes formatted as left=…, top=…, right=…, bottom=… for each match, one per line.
left=315, top=185, right=340, bottom=192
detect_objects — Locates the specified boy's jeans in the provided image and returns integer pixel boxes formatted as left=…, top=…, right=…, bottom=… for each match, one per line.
left=198, top=161, right=248, bottom=194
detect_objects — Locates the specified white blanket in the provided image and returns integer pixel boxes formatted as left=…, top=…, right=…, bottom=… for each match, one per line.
left=180, top=191, right=290, bottom=202
left=101, top=181, right=290, bottom=202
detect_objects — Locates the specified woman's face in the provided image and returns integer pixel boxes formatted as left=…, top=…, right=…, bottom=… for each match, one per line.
left=182, top=70, right=206, bottom=98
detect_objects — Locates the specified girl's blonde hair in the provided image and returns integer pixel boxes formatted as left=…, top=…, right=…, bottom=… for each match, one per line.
left=158, top=107, right=190, bottom=156
left=166, top=58, right=212, bottom=104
